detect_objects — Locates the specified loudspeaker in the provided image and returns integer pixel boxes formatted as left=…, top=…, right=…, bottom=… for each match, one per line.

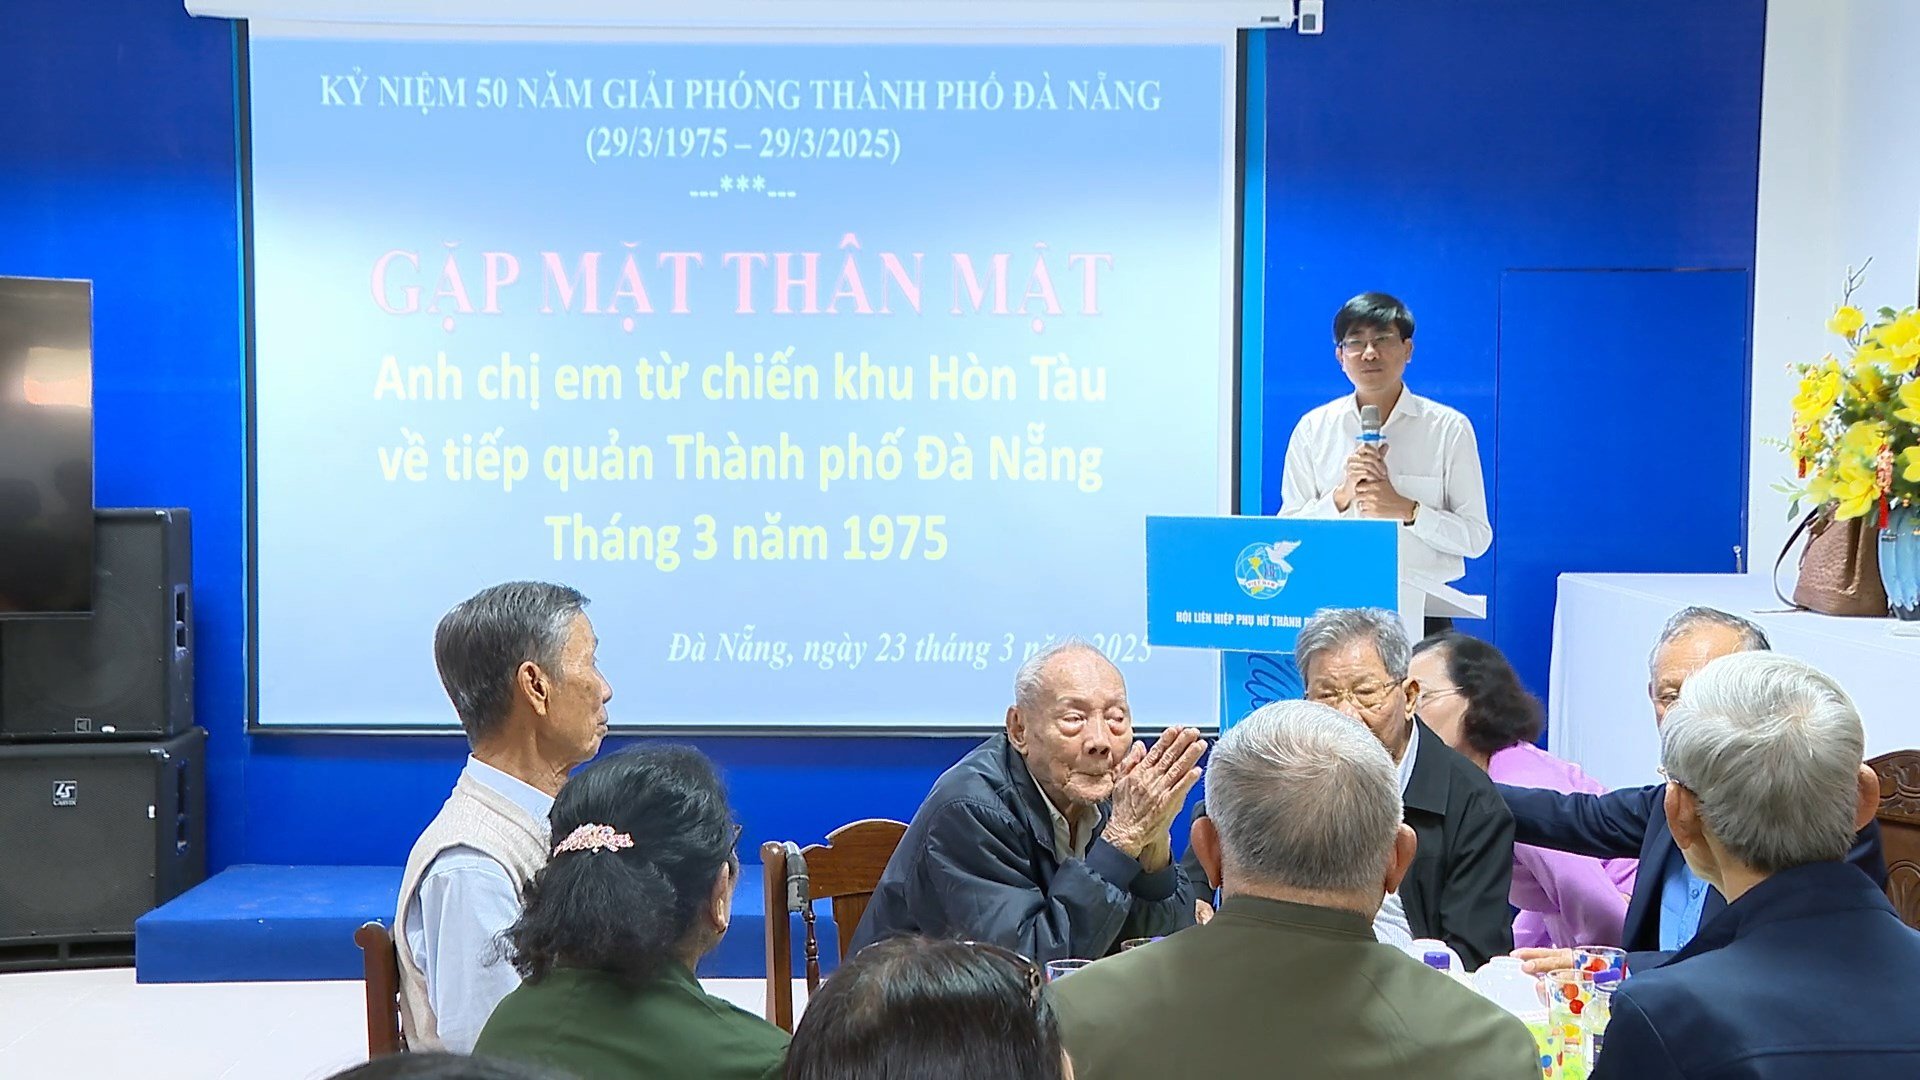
left=0, top=508, right=192, bottom=740
left=0, top=727, right=206, bottom=969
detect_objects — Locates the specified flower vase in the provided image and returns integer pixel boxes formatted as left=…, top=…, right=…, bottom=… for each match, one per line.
left=1880, top=505, right=1920, bottom=620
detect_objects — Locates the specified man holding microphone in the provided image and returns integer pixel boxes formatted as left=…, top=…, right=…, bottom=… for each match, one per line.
left=1280, top=292, right=1491, bottom=634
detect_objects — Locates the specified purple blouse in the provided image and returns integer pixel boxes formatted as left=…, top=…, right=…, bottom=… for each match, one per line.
left=1488, top=742, right=1639, bottom=949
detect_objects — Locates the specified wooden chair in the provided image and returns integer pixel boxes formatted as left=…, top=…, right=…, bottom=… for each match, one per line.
left=1870, top=750, right=1920, bottom=930
left=760, top=819, right=908, bottom=1032
left=354, top=920, right=407, bottom=1057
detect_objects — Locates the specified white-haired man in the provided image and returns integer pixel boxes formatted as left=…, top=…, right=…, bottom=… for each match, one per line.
left=850, top=640, right=1206, bottom=962
left=1500, top=606, right=1886, bottom=973
left=1592, top=652, right=1920, bottom=1078
left=1054, top=700, right=1538, bottom=1080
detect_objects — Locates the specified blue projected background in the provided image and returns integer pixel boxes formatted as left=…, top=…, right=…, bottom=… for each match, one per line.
left=249, top=34, right=1235, bottom=730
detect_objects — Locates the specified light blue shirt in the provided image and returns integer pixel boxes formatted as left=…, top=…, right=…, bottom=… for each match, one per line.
left=1657, top=853, right=1710, bottom=953
left=404, top=757, right=553, bottom=1053
left=1374, top=721, right=1421, bottom=947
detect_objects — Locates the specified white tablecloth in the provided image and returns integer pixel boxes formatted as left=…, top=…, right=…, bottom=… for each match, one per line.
left=1549, top=572, right=1919, bottom=790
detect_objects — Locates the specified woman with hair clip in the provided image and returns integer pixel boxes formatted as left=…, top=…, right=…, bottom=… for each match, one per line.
left=1409, top=632, right=1637, bottom=948
left=784, top=936, right=1073, bottom=1080
left=473, top=746, right=787, bottom=1079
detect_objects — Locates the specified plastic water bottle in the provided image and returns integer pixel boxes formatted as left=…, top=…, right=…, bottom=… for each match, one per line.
left=1420, top=948, right=1474, bottom=989
left=1474, top=956, right=1544, bottom=1016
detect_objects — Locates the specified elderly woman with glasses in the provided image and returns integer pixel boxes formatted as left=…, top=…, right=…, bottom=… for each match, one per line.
left=785, top=936, right=1072, bottom=1080
left=473, top=746, right=786, bottom=1079
left=1409, top=632, right=1637, bottom=949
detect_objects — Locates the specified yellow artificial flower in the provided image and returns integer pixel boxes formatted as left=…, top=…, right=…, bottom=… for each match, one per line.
left=1891, top=341, right=1920, bottom=376
left=1851, top=361, right=1888, bottom=400
left=1829, top=460, right=1882, bottom=520
left=1853, top=341, right=1895, bottom=369
left=1867, top=312, right=1920, bottom=374
left=1903, top=446, right=1920, bottom=483
left=1828, top=305, right=1867, bottom=336
left=1805, top=470, right=1834, bottom=506
left=1871, top=309, right=1920, bottom=349
left=1792, top=368, right=1842, bottom=425
left=1898, top=379, right=1920, bottom=427
left=1838, top=420, right=1888, bottom=456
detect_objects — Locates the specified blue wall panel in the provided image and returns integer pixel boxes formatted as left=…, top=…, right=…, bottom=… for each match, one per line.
left=4, top=0, right=1765, bottom=870
left=1, top=3, right=251, bottom=868
left=1255, top=0, right=1765, bottom=693
left=1493, top=270, right=1751, bottom=707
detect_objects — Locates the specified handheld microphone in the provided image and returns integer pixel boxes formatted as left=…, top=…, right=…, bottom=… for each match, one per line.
left=1358, top=404, right=1383, bottom=446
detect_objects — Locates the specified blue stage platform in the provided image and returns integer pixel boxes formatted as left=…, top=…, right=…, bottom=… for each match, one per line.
left=135, top=863, right=839, bottom=983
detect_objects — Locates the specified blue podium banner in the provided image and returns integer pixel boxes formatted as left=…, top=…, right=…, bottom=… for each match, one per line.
left=1145, top=516, right=1399, bottom=654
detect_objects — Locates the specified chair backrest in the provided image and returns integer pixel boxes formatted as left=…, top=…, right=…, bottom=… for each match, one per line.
left=761, top=818, right=908, bottom=1032
left=354, top=920, right=407, bottom=1057
left=1870, top=750, right=1920, bottom=931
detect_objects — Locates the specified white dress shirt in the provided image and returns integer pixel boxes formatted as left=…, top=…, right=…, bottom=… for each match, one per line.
left=1278, top=389, right=1492, bottom=584
left=403, top=757, right=553, bottom=1053
left=1374, top=721, right=1421, bottom=946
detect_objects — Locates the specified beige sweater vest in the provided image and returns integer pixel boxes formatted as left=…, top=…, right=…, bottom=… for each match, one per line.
left=393, top=769, right=550, bottom=1051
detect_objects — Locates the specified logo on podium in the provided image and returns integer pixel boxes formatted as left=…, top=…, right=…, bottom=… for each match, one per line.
left=1235, top=540, right=1301, bottom=599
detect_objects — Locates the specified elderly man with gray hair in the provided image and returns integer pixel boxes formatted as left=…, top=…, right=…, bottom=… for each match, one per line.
left=851, top=639, right=1205, bottom=963
left=1500, top=605, right=1886, bottom=975
left=1054, top=700, right=1539, bottom=1080
left=396, top=581, right=614, bottom=1052
left=1185, top=607, right=1516, bottom=968
left=1591, top=652, right=1920, bottom=1079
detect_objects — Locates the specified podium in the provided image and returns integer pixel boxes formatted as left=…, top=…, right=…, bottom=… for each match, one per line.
left=1398, top=572, right=1488, bottom=640
left=1144, top=515, right=1485, bottom=728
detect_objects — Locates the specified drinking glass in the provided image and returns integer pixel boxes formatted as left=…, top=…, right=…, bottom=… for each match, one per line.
left=1538, top=968, right=1596, bottom=1079
left=1572, top=945, right=1628, bottom=983
left=1044, top=958, right=1095, bottom=981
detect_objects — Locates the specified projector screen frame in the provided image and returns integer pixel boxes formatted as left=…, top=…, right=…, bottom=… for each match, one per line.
left=190, top=1, right=1292, bottom=33
left=237, top=22, right=1260, bottom=737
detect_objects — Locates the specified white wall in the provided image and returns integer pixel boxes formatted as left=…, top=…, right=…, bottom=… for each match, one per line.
left=1751, top=0, right=1920, bottom=564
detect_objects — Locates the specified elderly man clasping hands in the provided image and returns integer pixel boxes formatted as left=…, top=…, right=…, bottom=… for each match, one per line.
left=852, top=639, right=1206, bottom=963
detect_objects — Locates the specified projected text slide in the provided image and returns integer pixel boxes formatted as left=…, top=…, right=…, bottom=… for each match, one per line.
left=250, top=37, right=1230, bottom=729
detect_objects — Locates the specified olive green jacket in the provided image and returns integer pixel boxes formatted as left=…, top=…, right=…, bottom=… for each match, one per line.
left=1052, top=895, right=1540, bottom=1080
left=474, top=964, right=787, bottom=1080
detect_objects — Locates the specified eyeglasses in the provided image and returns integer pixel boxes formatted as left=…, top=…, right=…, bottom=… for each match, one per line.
left=960, top=940, right=1044, bottom=1005
left=1339, top=333, right=1403, bottom=357
left=1307, top=682, right=1403, bottom=712
left=1418, top=686, right=1464, bottom=704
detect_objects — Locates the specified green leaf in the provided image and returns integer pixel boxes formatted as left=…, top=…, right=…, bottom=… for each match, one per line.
left=1788, top=497, right=1803, bottom=521
left=1881, top=307, right=1899, bottom=320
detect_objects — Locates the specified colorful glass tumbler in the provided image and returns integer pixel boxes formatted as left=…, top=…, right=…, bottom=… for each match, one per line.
left=1540, top=969, right=1596, bottom=1079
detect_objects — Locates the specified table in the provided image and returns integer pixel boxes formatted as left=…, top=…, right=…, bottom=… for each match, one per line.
left=1548, top=572, right=1919, bottom=790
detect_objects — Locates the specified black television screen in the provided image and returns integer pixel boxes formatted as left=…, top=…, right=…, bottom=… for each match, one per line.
left=0, top=276, right=94, bottom=616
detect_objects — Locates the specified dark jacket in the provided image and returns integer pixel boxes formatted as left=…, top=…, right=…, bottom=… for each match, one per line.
left=1053, top=895, right=1541, bottom=1080
left=1498, top=782, right=1886, bottom=971
left=1592, top=860, right=1920, bottom=1079
left=1185, top=718, right=1516, bottom=969
left=848, top=734, right=1194, bottom=963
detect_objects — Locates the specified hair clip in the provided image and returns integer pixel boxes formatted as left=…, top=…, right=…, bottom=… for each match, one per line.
left=552, top=823, right=634, bottom=856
